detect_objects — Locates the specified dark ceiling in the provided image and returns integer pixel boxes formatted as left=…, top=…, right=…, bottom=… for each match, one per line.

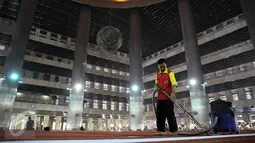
left=0, top=0, right=243, bottom=57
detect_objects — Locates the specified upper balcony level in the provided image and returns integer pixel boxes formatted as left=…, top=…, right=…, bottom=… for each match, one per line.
left=24, top=50, right=129, bottom=81
left=0, top=17, right=129, bottom=65
left=19, top=70, right=130, bottom=97
left=143, top=40, right=253, bottom=83
left=143, top=14, right=246, bottom=68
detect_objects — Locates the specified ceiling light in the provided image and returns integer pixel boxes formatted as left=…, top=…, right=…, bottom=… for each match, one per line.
left=113, top=0, right=129, bottom=2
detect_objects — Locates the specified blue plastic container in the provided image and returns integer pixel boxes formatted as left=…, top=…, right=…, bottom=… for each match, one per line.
left=211, top=113, right=239, bottom=133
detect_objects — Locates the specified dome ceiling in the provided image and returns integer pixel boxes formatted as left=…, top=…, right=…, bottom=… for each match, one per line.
left=72, top=0, right=166, bottom=8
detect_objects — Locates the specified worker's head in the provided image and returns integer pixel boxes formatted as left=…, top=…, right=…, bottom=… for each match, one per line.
left=157, top=58, right=167, bottom=72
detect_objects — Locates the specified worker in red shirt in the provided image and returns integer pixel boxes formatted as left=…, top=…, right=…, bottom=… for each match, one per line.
left=155, top=58, right=178, bottom=135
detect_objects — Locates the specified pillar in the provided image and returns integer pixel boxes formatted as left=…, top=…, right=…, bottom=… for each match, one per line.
left=129, top=9, right=144, bottom=131
left=43, top=116, right=49, bottom=128
left=106, top=119, right=111, bottom=130
left=87, top=118, right=93, bottom=130
left=0, top=0, right=37, bottom=128
left=178, top=0, right=210, bottom=126
left=9, top=115, right=16, bottom=129
left=31, top=114, right=37, bottom=129
left=239, top=0, right=255, bottom=47
left=36, top=116, right=41, bottom=129
left=184, top=117, right=191, bottom=130
left=55, top=116, right=62, bottom=130
left=97, top=119, right=103, bottom=130
left=66, top=6, right=90, bottom=130
left=243, top=113, right=252, bottom=124
left=39, top=116, right=44, bottom=129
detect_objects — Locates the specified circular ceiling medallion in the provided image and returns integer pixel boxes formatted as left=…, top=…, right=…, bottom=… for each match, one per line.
left=73, top=0, right=166, bottom=8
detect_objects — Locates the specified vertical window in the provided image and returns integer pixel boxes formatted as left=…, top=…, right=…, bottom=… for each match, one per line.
left=87, top=64, right=92, bottom=69
left=232, top=94, right=239, bottom=101
left=86, top=81, right=91, bottom=88
left=246, top=92, right=252, bottom=100
left=102, top=101, right=107, bottom=110
left=126, top=103, right=129, bottom=111
left=103, top=84, right=108, bottom=90
left=94, top=82, right=100, bottom=89
left=96, top=66, right=101, bottom=71
left=112, top=70, right=117, bottom=74
left=93, top=100, right=98, bottom=109
left=119, top=87, right=125, bottom=93
left=111, top=85, right=117, bottom=92
left=104, top=68, right=109, bottom=72
left=119, top=103, right=124, bottom=111
left=111, top=102, right=115, bottom=110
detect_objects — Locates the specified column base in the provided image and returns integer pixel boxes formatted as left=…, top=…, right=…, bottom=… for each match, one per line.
left=0, top=81, right=17, bottom=129
left=129, top=96, right=144, bottom=130
left=66, top=113, right=83, bottom=130
left=189, top=85, right=211, bottom=127
left=66, top=89, right=84, bottom=130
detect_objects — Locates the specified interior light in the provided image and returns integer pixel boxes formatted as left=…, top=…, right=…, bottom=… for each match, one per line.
left=74, top=83, right=83, bottom=91
left=41, top=95, right=49, bottom=100
left=16, top=92, right=23, bottom=96
left=131, top=84, right=139, bottom=92
left=9, top=72, right=19, bottom=81
left=189, top=79, right=197, bottom=86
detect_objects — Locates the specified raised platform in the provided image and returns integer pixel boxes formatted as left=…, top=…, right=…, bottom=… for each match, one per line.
left=0, top=130, right=255, bottom=143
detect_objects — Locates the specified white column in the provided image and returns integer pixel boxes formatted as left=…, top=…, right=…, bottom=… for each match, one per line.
left=87, top=118, right=93, bottom=130
left=106, top=119, right=111, bottom=130
left=55, top=116, right=62, bottom=130
left=43, top=116, right=49, bottom=127
left=9, top=115, right=16, bottom=129
left=97, top=119, right=104, bottom=131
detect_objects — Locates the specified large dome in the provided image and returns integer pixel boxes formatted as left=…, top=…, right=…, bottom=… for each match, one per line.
left=72, top=0, right=166, bottom=8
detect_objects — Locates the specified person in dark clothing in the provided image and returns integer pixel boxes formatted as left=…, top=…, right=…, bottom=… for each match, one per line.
left=26, top=116, right=34, bottom=130
left=155, top=58, right=178, bottom=135
left=80, top=126, right=84, bottom=130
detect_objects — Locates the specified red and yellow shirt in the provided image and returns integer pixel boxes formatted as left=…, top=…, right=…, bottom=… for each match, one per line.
left=155, top=69, right=178, bottom=100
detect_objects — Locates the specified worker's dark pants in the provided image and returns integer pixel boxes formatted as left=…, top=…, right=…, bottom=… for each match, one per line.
left=156, top=100, right=178, bottom=132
